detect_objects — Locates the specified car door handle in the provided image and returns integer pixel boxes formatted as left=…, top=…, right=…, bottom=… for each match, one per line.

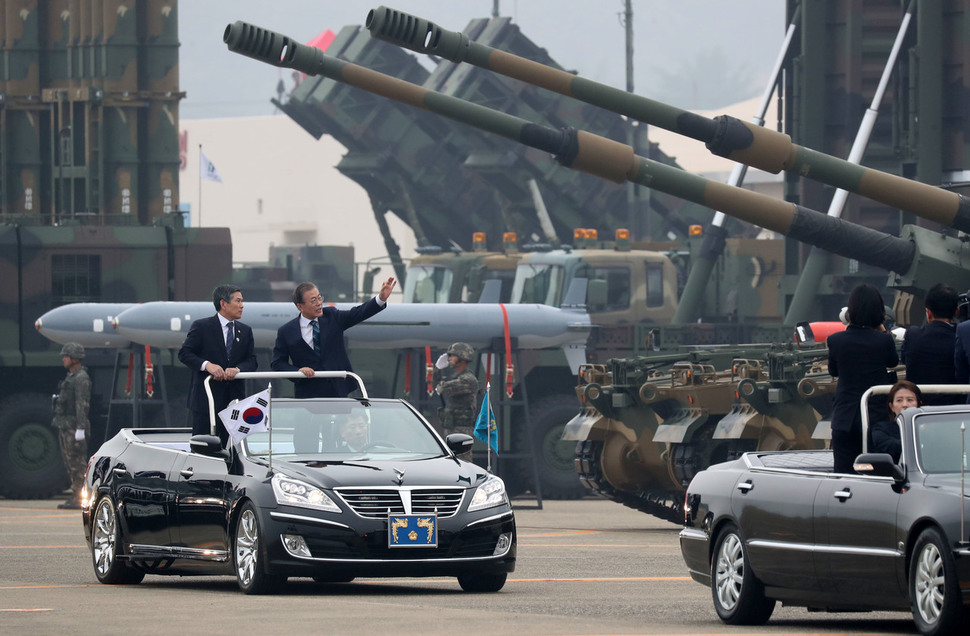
left=736, top=480, right=754, bottom=493
left=833, top=489, right=852, bottom=500
left=180, top=469, right=194, bottom=478
left=112, top=467, right=126, bottom=476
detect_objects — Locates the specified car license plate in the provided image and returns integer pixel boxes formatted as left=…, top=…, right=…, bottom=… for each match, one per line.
left=388, top=514, right=437, bottom=547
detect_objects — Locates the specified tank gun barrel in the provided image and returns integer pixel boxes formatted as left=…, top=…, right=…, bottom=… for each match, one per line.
left=365, top=6, right=970, bottom=232
left=225, top=20, right=915, bottom=276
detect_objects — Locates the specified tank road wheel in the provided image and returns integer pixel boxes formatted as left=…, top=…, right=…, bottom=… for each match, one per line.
left=0, top=394, right=69, bottom=499
left=711, top=523, right=774, bottom=625
left=234, top=502, right=284, bottom=595
left=458, top=571, right=507, bottom=592
left=91, top=496, right=145, bottom=585
left=515, top=397, right=586, bottom=500
left=910, top=527, right=963, bottom=636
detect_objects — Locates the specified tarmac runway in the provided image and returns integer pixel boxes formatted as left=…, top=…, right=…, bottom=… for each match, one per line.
left=0, top=496, right=914, bottom=635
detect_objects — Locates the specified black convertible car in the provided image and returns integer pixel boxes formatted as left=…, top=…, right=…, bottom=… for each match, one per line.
left=680, top=385, right=970, bottom=636
left=80, top=374, right=515, bottom=594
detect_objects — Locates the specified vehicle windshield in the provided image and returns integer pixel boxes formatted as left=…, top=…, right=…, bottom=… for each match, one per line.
left=402, top=265, right=453, bottom=303
left=914, top=413, right=970, bottom=474
left=511, top=263, right=563, bottom=306
left=242, top=399, right=447, bottom=461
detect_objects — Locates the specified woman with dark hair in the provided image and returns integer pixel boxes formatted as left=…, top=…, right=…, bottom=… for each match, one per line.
left=827, top=284, right=899, bottom=473
left=871, top=380, right=923, bottom=462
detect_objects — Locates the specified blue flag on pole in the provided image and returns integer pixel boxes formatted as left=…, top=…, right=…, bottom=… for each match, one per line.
left=474, top=385, right=499, bottom=454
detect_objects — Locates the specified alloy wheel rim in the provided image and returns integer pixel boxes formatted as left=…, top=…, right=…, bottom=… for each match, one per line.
left=92, top=501, right=116, bottom=576
left=235, top=509, right=258, bottom=586
left=715, top=533, right=743, bottom=610
left=914, top=542, right=944, bottom=624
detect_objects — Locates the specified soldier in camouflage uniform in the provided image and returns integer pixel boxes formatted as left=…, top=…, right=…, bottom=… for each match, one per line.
left=52, top=343, right=91, bottom=509
left=433, top=342, right=479, bottom=462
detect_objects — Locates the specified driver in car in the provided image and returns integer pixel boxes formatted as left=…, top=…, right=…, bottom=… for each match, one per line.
left=336, top=411, right=369, bottom=451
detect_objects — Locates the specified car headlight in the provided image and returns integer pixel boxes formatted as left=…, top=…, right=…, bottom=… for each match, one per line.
left=468, top=475, right=509, bottom=512
left=271, top=473, right=341, bottom=513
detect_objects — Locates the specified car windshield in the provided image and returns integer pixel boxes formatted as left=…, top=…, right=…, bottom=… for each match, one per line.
left=914, top=412, right=970, bottom=474
left=242, top=399, right=447, bottom=461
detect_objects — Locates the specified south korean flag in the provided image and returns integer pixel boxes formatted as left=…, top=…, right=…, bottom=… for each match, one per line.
left=218, top=389, right=270, bottom=445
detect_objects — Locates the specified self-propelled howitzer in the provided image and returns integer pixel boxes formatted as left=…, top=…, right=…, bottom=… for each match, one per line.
left=223, top=20, right=969, bottom=294
left=364, top=5, right=970, bottom=235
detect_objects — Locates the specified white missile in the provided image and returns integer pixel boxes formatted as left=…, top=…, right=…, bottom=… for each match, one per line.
left=36, top=301, right=592, bottom=372
left=34, top=303, right=135, bottom=348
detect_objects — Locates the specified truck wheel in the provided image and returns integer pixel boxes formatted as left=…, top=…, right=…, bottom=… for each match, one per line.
left=0, top=394, right=69, bottom=499
left=515, top=396, right=586, bottom=500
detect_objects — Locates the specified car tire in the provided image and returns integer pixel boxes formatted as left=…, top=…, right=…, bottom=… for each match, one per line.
left=457, top=571, right=507, bottom=592
left=233, top=502, right=284, bottom=595
left=710, top=523, right=774, bottom=625
left=910, top=527, right=962, bottom=636
left=91, top=496, right=145, bottom=585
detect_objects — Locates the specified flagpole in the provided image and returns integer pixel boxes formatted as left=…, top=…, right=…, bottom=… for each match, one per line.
left=267, top=382, right=274, bottom=475
left=486, top=383, right=492, bottom=472
left=197, top=144, right=203, bottom=227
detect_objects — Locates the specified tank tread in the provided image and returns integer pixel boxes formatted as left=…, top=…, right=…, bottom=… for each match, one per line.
left=575, top=440, right=684, bottom=525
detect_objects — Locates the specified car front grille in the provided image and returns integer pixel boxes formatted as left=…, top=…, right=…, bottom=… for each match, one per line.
left=334, top=487, right=465, bottom=519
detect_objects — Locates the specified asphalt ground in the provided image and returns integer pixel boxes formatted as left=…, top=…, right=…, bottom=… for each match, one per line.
left=1, top=496, right=916, bottom=635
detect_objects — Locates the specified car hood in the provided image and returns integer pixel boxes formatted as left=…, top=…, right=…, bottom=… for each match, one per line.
left=275, top=456, right=493, bottom=491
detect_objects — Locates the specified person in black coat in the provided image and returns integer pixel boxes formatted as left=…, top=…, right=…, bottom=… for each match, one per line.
left=901, top=283, right=958, bottom=405
left=827, top=284, right=899, bottom=473
left=178, top=284, right=258, bottom=440
left=871, top=380, right=923, bottom=462
left=271, top=278, right=396, bottom=398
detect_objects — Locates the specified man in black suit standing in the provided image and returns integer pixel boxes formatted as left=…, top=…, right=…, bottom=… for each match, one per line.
left=271, top=277, right=396, bottom=398
left=902, top=283, right=959, bottom=405
left=178, top=284, right=258, bottom=440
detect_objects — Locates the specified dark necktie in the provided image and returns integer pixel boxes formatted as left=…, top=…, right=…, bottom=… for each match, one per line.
left=310, top=319, right=321, bottom=355
left=226, top=321, right=234, bottom=358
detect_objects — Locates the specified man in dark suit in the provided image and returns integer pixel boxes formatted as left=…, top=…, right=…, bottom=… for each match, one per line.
left=271, top=278, right=396, bottom=398
left=903, top=283, right=959, bottom=405
left=178, top=284, right=258, bottom=440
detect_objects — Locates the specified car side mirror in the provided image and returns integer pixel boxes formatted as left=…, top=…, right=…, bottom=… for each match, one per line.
left=190, top=434, right=229, bottom=459
left=853, top=453, right=906, bottom=483
left=445, top=433, right=474, bottom=455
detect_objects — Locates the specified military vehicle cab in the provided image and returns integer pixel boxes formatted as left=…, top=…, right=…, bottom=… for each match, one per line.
left=403, top=233, right=523, bottom=304
left=510, top=229, right=678, bottom=329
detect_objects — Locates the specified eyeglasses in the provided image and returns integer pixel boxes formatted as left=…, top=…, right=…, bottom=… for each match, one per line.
left=301, top=295, right=324, bottom=305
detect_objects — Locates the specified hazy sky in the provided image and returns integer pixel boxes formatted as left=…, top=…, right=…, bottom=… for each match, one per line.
left=179, top=0, right=787, bottom=119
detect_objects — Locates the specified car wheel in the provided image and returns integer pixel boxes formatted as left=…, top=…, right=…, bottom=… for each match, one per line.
left=233, top=502, right=284, bottom=595
left=711, top=523, right=774, bottom=625
left=457, top=571, right=507, bottom=592
left=91, top=496, right=144, bottom=584
left=911, top=527, right=962, bottom=636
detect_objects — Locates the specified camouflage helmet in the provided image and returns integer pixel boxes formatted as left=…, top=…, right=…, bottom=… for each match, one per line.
left=447, top=342, right=475, bottom=362
left=60, top=342, right=85, bottom=360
